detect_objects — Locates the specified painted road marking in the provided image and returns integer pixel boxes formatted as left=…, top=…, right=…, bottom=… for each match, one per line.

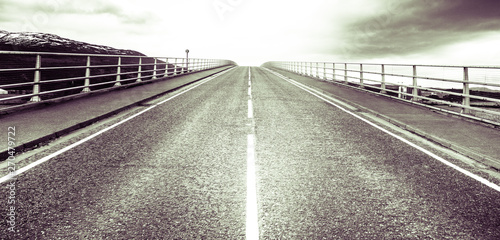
left=246, top=134, right=258, bottom=240
left=248, top=99, right=254, bottom=119
left=0, top=67, right=236, bottom=184
left=264, top=67, right=500, bottom=193
left=246, top=67, right=259, bottom=240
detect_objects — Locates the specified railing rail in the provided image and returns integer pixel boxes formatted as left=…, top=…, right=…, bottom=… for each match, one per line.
left=0, top=51, right=236, bottom=110
left=263, top=61, right=500, bottom=124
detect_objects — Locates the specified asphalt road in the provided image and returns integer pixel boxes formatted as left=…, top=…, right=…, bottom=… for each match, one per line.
left=1, top=66, right=500, bottom=239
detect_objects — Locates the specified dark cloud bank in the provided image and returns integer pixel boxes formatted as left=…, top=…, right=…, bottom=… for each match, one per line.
left=337, top=0, right=500, bottom=59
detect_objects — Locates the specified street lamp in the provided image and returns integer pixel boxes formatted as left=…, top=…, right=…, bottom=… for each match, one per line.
left=185, top=49, right=189, bottom=72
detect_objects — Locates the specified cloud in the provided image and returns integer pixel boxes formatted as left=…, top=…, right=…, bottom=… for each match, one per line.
left=0, top=0, right=157, bottom=33
left=2, top=0, right=497, bottom=66
left=335, top=0, right=500, bottom=59
left=43, top=0, right=157, bottom=25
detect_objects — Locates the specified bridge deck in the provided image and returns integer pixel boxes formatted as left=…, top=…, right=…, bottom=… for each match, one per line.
left=0, top=66, right=232, bottom=157
left=272, top=68, right=500, bottom=169
left=1, top=66, right=499, bottom=238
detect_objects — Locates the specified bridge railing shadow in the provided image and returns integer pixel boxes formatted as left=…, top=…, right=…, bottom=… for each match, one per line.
left=0, top=51, right=236, bottom=113
left=263, top=61, right=500, bottom=125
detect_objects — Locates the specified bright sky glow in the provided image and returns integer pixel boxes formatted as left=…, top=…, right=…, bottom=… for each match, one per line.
left=1, top=0, right=499, bottom=66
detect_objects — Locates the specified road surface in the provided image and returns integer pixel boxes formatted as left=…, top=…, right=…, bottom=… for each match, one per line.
left=1, top=66, right=500, bottom=239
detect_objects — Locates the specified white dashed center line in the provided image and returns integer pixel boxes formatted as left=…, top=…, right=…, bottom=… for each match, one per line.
left=246, top=67, right=259, bottom=240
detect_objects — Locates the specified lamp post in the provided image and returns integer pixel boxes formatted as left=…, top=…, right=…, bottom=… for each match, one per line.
left=185, top=49, right=189, bottom=72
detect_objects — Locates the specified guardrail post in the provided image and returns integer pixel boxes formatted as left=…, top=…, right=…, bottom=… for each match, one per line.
left=310, top=62, right=313, bottom=77
left=185, top=57, right=187, bottom=73
left=359, top=64, right=364, bottom=88
left=344, top=63, right=348, bottom=84
left=412, top=65, right=418, bottom=101
left=181, top=58, right=185, bottom=74
left=163, top=58, right=168, bottom=77
left=316, top=62, right=319, bottom=78
left=174, top=58, right=178, bottom=75
left=380, top=64, right=386, bottom=94
left=136, top=57, right=142, bottom=82
left=398, top=83, right=402, bottom=99
left=152, top=57, right=157, bottom=79
left=114, top=56, right=122, bottom=86
left=323, top=62, right=326, bottom=80
left=30, top=54, right=42, bottom=102
left=332, top=63, right=336, bottom=81
left=82, top=56, right=91, bottom=92
left=462, top=67, right=471, bottom=114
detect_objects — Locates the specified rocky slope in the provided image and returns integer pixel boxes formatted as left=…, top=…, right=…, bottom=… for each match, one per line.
left=0, top=30, right=173, bottom=101
left=0, top=30, right=144, bottom=55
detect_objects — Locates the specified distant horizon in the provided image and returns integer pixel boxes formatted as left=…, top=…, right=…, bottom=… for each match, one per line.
left=2, top=28, right=500, bottom=68
left=1, top=0, right=499, bottom=66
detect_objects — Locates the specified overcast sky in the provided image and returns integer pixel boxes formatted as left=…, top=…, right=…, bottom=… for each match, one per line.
left=1, top=0, right=499, bottom=66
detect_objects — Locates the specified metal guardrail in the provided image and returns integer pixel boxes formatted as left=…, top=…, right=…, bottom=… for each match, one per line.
left=0, top=51, right=236, bottom=110
left=264, top=61, right=500, bottom=125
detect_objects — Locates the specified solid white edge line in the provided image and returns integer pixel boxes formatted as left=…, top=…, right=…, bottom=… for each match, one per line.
left=0, top=67, right=235, bottom=184
left=264, top=67, right=500, bottom=193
